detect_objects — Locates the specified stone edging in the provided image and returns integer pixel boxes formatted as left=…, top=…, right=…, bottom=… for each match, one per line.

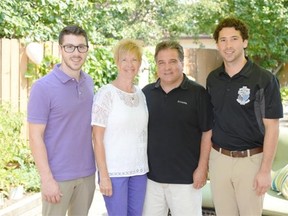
left=0, top=193, right=41, bottom=216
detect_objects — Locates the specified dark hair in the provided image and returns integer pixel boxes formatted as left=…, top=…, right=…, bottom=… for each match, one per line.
left=154, top=41, right=184, bottom=62
left=58, top=25, right=88, bottom=45
left=213, top=17, right=249, bottom=42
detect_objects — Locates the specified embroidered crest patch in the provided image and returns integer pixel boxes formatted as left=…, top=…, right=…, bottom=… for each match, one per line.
left=236, top=86, right=250, bottom=105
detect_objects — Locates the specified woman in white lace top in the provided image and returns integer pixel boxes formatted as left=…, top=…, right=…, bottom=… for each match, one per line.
left=91, top=39, right=149, bottom=216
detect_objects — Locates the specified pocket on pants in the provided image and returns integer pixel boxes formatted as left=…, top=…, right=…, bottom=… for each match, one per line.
left=248, top=152, right=263, bottom=167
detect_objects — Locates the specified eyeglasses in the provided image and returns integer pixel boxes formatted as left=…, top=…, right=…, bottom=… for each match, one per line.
left=61, top=44, right=89, bottom=53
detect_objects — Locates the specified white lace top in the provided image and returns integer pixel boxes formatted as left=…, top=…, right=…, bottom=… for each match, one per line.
left=91, top=84, right=149, bottom=177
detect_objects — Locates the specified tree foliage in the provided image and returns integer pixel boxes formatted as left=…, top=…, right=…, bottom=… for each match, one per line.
left=186, top=0, right=288, bottom=71
left=0, top=0, right=188, bottom=46
left=0, top=0, right=287, bottom=71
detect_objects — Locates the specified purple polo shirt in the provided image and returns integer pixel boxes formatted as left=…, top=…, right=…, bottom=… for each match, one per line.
left=27, top=64, right=96, bottom=181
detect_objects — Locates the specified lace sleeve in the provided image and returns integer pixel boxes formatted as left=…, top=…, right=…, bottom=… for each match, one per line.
left=91, top=87, right=112, bottom=127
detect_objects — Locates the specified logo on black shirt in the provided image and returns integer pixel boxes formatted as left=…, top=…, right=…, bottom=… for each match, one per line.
left=237, top=86, right=250, bottom=105
left=177, top=100, right=188, bottom=105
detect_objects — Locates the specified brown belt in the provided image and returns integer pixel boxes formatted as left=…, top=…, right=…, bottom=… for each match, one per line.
left=212, top=143, right=263, bottom=158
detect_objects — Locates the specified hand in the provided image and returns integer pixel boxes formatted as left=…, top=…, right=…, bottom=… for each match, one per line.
left=253, top=171, right=271, bottom=196
left=99, top=177, right=113, bottom=196
left=41, top=177, right=63, bottom=203
left=193, top=166, right=207, bottom=189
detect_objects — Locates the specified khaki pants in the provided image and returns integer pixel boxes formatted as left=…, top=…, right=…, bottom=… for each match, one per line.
left=42, top=174, right=95, bottom=216
left=209, top=148, right=264, bottom=216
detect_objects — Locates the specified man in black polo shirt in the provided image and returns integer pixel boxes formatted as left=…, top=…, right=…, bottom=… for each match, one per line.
left=206, top=17, right=283, bottom=216
left=142, top=41, right=213, bottom=216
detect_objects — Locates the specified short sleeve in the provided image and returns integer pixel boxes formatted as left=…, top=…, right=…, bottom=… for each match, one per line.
left=264, top=75, right=283, bottom=119
left=27, top=82, right=50, bottom=124
left=91, top=86, right=112, bottom=127
left=197, top=87, right=213, bottom=132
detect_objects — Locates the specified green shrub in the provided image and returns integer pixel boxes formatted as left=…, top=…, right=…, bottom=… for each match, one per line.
left=280, top=86, right=288, bottom=103
left=25, top=55, right=60, bottom=81
left=84, top=46, right=118, bottom=91
left=0, top=104, right=40, bottom=198
left=144, top=49, right=157, bottom=83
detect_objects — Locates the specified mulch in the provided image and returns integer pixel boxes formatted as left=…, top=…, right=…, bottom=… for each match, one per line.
left=202, top=208, right=217, bottom=216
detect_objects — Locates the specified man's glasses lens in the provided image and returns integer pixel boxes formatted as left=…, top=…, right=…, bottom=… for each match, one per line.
left=62, top=45, right=89, bottom=53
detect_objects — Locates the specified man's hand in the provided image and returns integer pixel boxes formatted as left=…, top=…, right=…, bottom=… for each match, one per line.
left=41, top=177, right=63, bottom=203
left=253, top=171, right=271, bottom=196
left=193, top=166, right=207, bottom=189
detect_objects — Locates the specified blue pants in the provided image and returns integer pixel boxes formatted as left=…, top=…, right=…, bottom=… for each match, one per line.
left=103, top=174, right=147, bottom=216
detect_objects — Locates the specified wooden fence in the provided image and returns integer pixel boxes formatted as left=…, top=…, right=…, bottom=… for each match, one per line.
left=0, top=39, right=28, bottom=112
left=0, top=39, right=60, bottom=139
left=184, top=48, right=222, bottom=86
left=0, top=39, right=60, bottom=112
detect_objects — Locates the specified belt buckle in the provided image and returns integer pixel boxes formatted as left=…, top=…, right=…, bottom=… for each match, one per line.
left=230, top=150, right=238, bottom=157
left=230, top=150, right=247, bottom=157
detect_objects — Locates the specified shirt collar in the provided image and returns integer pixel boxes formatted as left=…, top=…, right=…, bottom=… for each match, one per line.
left=154, top=73, right=190, bottom=90
left=53, top=64, right=86, bottom=83
left=218, top=57, right=253, bottom=79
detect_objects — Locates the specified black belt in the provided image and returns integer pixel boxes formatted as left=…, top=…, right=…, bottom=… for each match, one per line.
left=212, top=143, right=263, bottom=158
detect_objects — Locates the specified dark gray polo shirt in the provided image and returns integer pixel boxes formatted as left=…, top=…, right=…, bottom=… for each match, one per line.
left=143, top=74, right=213, bottom=184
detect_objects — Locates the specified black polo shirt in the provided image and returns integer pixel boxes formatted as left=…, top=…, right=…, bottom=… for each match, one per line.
left=206, top=58, right=283, bottom=151
left=142, top=74, right=213, bottom=184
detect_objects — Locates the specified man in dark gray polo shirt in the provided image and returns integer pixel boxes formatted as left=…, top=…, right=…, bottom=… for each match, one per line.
left=142, top=41, right=213, bottom=216
left=206, top=17, right=283, bottom=216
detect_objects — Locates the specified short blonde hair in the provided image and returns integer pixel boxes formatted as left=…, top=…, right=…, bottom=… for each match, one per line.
left=113, top=39, right=143, bottom=64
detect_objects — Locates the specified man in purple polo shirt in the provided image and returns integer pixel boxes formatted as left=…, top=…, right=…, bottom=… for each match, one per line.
left=28, top=25, right=96, bottom=216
